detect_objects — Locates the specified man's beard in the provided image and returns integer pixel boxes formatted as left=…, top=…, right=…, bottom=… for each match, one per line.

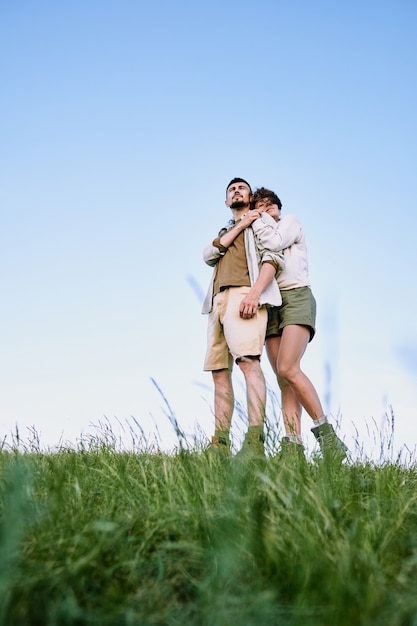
left=230, top=200, right=246, bottom=209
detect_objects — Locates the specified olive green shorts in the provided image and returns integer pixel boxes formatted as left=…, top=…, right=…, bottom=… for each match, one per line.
left=266, top=286, right=316, bottom=342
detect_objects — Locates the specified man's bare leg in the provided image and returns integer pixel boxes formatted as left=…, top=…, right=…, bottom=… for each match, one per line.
left=237, top=358, right=266, bottom=427
left=212, top=368, right=234, bottom=432
left=233, top=358, right=267, bottom=457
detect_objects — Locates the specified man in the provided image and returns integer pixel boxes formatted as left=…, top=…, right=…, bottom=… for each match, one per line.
left=202, top=178, right=284, bottom=456
left=251, top=186, right=348, bottom=460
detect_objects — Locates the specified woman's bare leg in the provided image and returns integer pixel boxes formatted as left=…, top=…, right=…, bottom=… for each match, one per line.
left=266, top=326, right=325, bottom=433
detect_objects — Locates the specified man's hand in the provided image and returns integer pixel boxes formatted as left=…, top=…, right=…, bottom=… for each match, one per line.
left=239, top=289, right=260, bottom=319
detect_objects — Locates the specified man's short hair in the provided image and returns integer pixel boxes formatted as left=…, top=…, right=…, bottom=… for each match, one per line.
left=226, top=177, right=252, bottom=195
left=252, top=187, right=282, bottom=211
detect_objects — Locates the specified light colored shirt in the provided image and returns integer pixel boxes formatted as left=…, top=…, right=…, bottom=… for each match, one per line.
left=252, top=214, right=311, bottom=290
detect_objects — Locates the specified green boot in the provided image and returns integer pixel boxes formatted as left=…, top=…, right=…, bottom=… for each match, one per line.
left=279, top=436, right=306, bottom=461
left=311, top=422, right=348, bottom=461
left=236, top=426, right=265, bottom=459
left=208, top=430, right=231, bottom=456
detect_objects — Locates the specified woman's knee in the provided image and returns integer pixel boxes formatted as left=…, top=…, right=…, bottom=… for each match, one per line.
left=277, top=373, right=290, bottom=391
left=277, top=362, right=300, bottom=384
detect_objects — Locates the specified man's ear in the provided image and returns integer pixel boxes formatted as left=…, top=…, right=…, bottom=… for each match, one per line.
left=225, top=198, right=231, bottom=208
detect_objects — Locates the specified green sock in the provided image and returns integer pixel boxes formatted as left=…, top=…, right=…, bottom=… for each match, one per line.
left=287, top=434, right=303, bottom=445
left=313, top=415, right=328, bottom=426
left=215, top=429, right=230, bottom=444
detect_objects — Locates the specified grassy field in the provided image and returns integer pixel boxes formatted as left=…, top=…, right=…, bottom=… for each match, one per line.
left=1, top=424, right=417, bottom=626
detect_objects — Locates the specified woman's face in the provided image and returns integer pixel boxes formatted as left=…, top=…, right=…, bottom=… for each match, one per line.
left=255, top=198, right=280, bottom=222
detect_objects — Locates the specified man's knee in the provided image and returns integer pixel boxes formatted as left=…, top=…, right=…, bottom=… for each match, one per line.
left=237, top=356, right=264, bottom=378
left=236, top=355, right=260, bottom=365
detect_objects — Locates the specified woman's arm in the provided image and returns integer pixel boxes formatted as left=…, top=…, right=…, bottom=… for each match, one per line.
left=252, top=213, right=303, bottom=252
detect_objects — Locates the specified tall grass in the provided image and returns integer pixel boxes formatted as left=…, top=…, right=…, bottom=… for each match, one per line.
left=1, top=422, right=417, bottom=625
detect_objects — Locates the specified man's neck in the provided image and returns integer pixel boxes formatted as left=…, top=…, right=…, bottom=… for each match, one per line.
left=231, top=206, right=249, bottom=221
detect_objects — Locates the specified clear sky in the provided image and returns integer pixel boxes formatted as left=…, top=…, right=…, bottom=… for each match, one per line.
left=1, top=0, right=416, bottom=459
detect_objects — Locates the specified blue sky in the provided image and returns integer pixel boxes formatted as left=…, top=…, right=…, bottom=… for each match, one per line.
left=1, top=1, right=416, bottom=458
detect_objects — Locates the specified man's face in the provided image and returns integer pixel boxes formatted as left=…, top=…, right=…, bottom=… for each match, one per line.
left=255, top=198, right=280, bottom=222
left=225, top=182, right=252, bottom=209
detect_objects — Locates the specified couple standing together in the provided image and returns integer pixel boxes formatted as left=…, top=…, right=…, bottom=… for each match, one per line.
left=202, top=177, right=347, bottom=460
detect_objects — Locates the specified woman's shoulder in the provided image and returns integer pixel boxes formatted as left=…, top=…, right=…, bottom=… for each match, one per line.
left=280, top=213, right=300, bottom=222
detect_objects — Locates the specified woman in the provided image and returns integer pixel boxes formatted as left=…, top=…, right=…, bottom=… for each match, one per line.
left=252, top=187, right=348, bottom=459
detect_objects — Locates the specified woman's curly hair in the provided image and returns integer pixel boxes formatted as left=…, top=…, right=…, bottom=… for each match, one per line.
left=252, top=187, right=282, bottom=211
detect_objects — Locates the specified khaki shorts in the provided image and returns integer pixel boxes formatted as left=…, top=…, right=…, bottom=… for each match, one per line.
left=204, top=286, right=268, bottom=371
left=266, top=286, right=316, bottom=342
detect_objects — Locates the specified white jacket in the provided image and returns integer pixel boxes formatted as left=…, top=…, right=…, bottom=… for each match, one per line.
left=252, top=214, right=310, bottom=290
left=201, top=212, right=284, bottom=314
